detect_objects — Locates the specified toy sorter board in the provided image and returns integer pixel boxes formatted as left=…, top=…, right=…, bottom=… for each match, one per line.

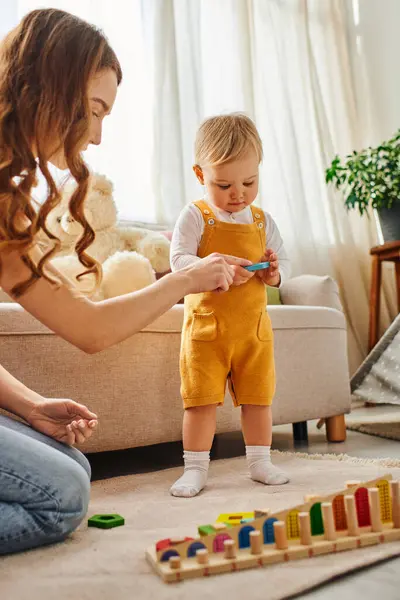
left=146, top=475, right=400, bottom=583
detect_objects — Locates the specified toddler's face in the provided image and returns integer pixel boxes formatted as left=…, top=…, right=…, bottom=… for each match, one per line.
left=196, top=150, right=259, bottom=213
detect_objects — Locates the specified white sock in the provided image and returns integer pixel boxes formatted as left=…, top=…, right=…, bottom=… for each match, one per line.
left=246, top=445, right=289, bottom=485
left=170, top=450, right=210, bottom=498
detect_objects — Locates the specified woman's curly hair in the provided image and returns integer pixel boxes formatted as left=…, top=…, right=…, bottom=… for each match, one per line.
left=0, top=8, right=122, bottom=297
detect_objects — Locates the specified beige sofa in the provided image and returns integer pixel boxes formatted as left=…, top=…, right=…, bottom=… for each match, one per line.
left=0, top=275, right=350, bottom=453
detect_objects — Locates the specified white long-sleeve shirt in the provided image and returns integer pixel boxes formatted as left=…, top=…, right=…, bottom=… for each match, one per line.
left=170, top=202, right=291, bottom=285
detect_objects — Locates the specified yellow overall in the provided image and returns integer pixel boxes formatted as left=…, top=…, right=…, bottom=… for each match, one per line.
left=180, top=200, right=275, bottom=409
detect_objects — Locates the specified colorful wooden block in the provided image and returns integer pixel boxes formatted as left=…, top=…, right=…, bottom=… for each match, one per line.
left=198, top=524, right=216, bottom=537
left=156, top=536, right=194, bottom=551
left=88, top=514, right=124, bottom=529
left=217, top=512, right=254, bottom=526
left=156, top=538, right=172, bottom=552
left=240, top=518, right=254, bottom=524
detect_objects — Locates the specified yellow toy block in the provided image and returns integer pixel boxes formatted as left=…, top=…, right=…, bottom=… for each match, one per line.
left=216, top=512, right=254, bottom=526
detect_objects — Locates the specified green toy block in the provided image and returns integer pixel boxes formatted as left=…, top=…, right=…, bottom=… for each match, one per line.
left=88, top=514, right=125, bottom=529
left=198, top=524, right=216, bottom=537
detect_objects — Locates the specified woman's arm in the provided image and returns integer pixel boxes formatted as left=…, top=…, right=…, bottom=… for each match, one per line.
left=0, top=244, right=240, bottom=353
left=0, top=363, right=98, bottom=445
left=0, top=363, right=41, bottom=420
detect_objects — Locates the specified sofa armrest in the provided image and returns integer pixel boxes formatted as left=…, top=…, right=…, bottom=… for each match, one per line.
left=280, top=275, right=343, bottom=311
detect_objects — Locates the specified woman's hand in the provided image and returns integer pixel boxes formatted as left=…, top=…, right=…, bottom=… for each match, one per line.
left=218, top=253, right=254, bottom=288
left=231, top=265, right=255, bottom=286
left=184, top=253, right=252, bottom=293
left=27, top=398, right=98, bottom=446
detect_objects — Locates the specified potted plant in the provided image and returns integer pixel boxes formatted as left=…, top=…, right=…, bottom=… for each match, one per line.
left=325, top=130, right=400, bottom=242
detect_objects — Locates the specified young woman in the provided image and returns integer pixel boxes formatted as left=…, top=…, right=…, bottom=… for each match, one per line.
left=0, top=8, right=247, bottom=554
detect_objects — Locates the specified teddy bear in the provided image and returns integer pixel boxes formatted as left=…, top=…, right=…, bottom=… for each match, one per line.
left=45, top=173, right=171, bottom=300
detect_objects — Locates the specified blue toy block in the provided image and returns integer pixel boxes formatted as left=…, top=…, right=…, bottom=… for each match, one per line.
left=240, top=518, right=254, bottom=524
left=244, top=261, right=270, bottom=272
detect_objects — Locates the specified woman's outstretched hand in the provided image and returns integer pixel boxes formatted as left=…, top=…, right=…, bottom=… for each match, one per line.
left=183, top=253, right=252, bottom=293
left=27, top=398, right=98, bottom=446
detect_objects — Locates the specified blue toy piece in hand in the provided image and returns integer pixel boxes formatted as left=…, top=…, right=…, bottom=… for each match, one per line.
left=244, top=261, right=270, bottom=272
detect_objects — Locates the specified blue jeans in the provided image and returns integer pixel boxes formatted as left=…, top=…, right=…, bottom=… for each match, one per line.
left=0, top=415, right=91, bottom=554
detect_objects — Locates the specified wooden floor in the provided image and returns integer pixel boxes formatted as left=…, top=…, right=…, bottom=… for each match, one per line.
left=87, top=405, right=400, bottom=599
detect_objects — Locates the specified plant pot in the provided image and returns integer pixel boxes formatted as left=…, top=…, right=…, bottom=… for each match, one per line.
left=377, top=203, right=400, bottom=242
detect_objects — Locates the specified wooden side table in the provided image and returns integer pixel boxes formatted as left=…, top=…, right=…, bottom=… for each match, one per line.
left=368, top=240, right=400, bottom=351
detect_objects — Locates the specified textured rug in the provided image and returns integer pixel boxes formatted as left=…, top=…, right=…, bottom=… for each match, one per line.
left=346, top=407, right=400, bottom=441
left=2, top=451, right=400, bottom=600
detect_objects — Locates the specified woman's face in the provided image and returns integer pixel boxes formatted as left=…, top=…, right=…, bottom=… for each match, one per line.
left=84, top=68, right=118, bottom=149
left=49, top=68, right=118, bottom=168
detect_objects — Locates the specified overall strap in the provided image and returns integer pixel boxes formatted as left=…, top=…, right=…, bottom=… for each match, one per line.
left=193, top=200, right=217, bottom=226
left=250, top=205, right=267, bottom=246
left=250, top=205, right=266, bottom=226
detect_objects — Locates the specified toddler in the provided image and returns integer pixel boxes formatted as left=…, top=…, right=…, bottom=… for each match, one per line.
left=170, top=113, right=291, bottom=497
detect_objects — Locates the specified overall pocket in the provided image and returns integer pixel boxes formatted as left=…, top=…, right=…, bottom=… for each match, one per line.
left=190, top=312, right=218, bottom=341
left=257, top=310, right=273, bottom=341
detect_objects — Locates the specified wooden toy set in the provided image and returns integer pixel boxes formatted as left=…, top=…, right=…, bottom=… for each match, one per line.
left=146, top=475, right=400, bottom=583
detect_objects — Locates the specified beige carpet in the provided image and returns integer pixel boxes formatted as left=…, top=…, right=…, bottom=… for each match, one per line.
left=3, top=451, right=400, bottom=600
left=346, top=406, right=400, bottom=441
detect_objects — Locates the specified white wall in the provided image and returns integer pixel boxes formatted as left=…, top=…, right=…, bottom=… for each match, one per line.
left=347, top=0, right=400, bottom=145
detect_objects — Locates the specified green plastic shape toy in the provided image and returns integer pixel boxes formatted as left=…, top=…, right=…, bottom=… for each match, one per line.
left=88, top=514, right=125, bottom=529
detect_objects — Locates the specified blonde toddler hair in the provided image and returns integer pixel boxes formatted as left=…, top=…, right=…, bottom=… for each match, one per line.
left=194, top=112, right=263, bottom=167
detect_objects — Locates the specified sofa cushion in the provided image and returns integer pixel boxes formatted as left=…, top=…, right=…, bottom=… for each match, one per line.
left=280, top=275, right=342, bottom=311
left=0, top=303, right=346, bottom=336
left=267, top=285, right=281, bottom=305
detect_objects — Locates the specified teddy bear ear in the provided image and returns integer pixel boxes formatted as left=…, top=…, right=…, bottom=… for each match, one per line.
left=91, top=173, right=114, bottom=196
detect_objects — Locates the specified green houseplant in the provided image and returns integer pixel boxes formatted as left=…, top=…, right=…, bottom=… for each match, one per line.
left=325, top=129, right=400, bottom=242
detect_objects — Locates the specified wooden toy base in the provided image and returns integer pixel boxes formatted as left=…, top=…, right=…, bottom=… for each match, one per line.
left=146, top=525, right=400, bottom=583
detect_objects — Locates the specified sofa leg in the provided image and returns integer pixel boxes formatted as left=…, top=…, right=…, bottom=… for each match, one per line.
left=325, top=415, right=346, bottom=443
left=292, top=421, right=308, bottom=445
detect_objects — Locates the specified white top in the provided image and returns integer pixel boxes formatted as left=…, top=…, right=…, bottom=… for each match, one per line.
left=170, top=202, right=291, bottom=285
